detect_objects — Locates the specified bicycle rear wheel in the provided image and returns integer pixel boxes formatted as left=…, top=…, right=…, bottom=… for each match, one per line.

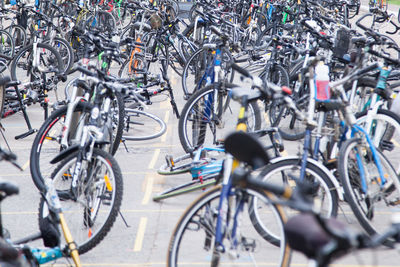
left=167, top=186, right=291, bottom=267
left=123, top=108, right=167, bottom=141
left=178, top=83, right=261, bottom=153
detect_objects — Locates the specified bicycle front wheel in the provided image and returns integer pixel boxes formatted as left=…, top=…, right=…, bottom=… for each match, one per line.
left=178, top=83, right=261, bottom=153
left=338, top=137, right=400, bottom=243
left=38, top=148, right=123, bottom=254
left=30, top=102, right=93, bottom=191
left=167, top=186, right=291, bottom=267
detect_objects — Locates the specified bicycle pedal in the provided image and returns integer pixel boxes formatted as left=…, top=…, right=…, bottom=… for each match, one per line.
left=165, top=154, right=175, bottom=168
left=379, top=140, right=394, bottom=152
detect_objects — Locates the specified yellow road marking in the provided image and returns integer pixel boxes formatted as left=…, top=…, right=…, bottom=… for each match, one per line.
left=281, top=150, right=288, bottom=156
left=133, top=217, right=147, bottom=252
left=392, top=138, right=400, bottom=148
left=161, top=128, right=168, bottom=143
left=148, top=149, right=160, bottom=169
left=141, top=174, right=154, bottom=205
left=263, top=111, right=270, bottom=125
left=160, top=111, right=170, bottom=143
left=163, top=110, right=170, bottom=124
left=22, top=160, right=30, bottom=171
left=159, top=100, right=169, bottom=109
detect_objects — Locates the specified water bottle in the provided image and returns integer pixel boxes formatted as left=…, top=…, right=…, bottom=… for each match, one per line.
left=315, top=62, right=330, bottom=101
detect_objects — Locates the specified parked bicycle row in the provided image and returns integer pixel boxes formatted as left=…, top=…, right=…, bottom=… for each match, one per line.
left=3, top=0, right=400, bottom=266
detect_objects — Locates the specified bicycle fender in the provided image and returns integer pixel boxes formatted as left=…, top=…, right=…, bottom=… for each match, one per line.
left=50, top=144, right=80, bottom=164
left=269, top=156, right=344, bottom=201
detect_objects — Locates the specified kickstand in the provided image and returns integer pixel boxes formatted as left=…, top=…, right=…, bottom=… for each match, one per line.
left=122, top=139, right=129, bottom=153
left=338, top=203, right=353, bottom=224
left=12, top=85, right=36, bottom=140
left=119, top=210, right=130, bottom=228
left=0, top=124, right=11, bottom=152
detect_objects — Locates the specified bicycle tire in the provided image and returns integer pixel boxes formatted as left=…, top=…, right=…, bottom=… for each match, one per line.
left=178, top=83, right=262, bottom=153
left=43, top=37, right=75, bottom=73
left=167, top=185, right=292, bottom=267
left=10, top=42, right=64, bottom=83
left=84, top=10, right=117, bottom=35
left=0, top=30, right=14, bottom=58
left=269, top=61, right=309, bottom=141
left=355, top=109, right=400, bottom=174
left=5, top=25, right=26, bottom=52
left=338, top=137, right=400, bottom=244
left=118, top=54, right=150, bottom=79
left=38, top=148, right=123, bottom=254
left=181, top=47, right=235, bottom=97
left=0, top=74, right=5, bottom=119
left=249, top=158, right=339, bottom=246
left=123, top=108, right=167, bottom=141
left=30, top=102, right=93, bottom=191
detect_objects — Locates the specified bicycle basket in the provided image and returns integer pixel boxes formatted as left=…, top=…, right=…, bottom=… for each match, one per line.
left=333, top=28, right=350, bottom=61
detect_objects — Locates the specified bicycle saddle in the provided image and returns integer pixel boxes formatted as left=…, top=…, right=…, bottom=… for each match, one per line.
left=224, top=131, right=269, bottom=169
left=0, top=181, right=19, bottom=198
left=284, top=213, right=352, bottom=259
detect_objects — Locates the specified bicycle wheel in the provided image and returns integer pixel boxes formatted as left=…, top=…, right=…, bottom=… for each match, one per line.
left=38, top=148, right=123, bottom=254
left=44, top=37, right=74, bottom=73
left=178, top=83, right=262, bottom=153
left=85, top=10, right=117, bottom=35
left=123, top=108, right=167, bottom=141
left=167, top=186, right=291, bottom=267
left=338, top=137, right=400, bottom=243
left=30, top=102, right=92, bottom=191
left=181, top=47, right=207, bottom=97
left=0, top=30, right=14, bottom=58
left=181, top=46, right=234, bottom=98
left=355, top=109, right=400, bottom=175
left=118, top=54, right=150, bottom=79
left=0, top=75, right=5, bottom=119
left=10, top=43, right=64, bottom=84
left=5, top=25, right=26, bottom=53
left=249, top=158, right=339, bottom=246
left=270, top=62, right=308, bottom=141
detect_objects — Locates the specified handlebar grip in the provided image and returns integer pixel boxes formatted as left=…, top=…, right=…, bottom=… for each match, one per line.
left=230, top=63, right=251, bottom=78
left=76, top=66, right=96, bottom=77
